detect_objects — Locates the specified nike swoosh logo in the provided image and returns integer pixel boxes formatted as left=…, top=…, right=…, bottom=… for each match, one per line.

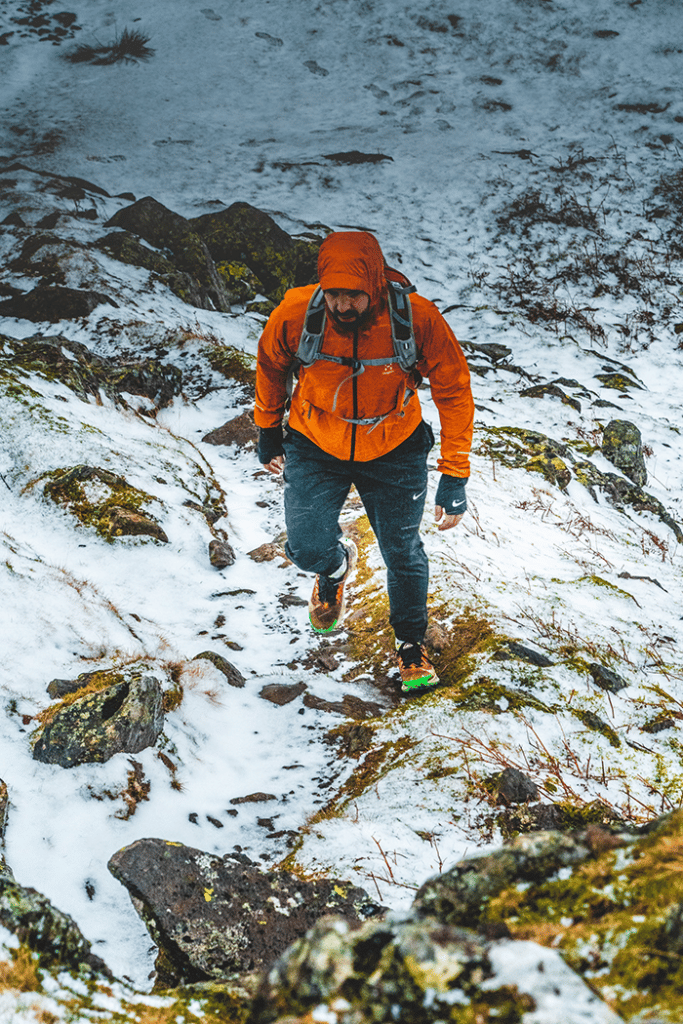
left=412, top=488, right=427, bottom=501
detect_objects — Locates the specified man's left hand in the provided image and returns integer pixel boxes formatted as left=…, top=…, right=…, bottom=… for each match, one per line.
left=434, top=506, right=465, bottom=532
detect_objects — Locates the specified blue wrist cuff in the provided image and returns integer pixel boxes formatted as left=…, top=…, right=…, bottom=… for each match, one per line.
left=435, top=475, right=468, bottom=515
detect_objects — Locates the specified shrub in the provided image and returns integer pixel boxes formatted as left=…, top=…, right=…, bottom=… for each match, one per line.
left=63, top=27, right=154, bottom=65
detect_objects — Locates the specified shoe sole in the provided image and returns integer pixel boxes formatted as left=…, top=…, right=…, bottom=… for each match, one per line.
left=401, top=672, right=440, bottom=693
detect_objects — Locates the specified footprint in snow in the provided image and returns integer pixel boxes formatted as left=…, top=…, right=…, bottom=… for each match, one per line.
left=256, top=31, right=284, bottom=46
left=201, top=8, right=222, bottom=21
left=304, top=60, right=329, bottom=76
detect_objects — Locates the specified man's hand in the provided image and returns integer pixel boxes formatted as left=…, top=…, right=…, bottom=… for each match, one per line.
left=434, top=505, right=465, bottom=532
left=265, top=455, right=285, bottom=476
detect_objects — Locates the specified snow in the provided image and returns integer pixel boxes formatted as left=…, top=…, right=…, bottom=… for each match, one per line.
left=1, top=0, right=683, bottom=1018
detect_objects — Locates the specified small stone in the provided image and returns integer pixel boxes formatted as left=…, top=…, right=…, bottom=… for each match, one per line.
left=209, top=537, right=236, bottom=568
left=259, top=682, right=307, bottom=705
left=193, top=651, right=245, bottom=688
left=495, top=767, right=539, bottom=805
left=248, top=542, right=289, bottom=564
left=589, top=663, right=629, bottom=693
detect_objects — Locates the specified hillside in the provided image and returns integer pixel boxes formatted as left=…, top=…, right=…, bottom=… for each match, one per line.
left=1, top=0, right=683, bottom=1020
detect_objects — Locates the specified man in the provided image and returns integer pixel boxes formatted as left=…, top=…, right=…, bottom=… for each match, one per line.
left=255, top=231, right=474, bottom=692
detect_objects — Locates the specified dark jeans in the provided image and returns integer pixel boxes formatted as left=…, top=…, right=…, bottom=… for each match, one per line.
left=282, top=422, right=434, bottom=643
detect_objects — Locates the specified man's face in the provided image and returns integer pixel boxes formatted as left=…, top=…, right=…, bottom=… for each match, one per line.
left=323, top=289, right=370, bottom=326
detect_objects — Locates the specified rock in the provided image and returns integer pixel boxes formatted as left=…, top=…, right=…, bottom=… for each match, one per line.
left=250, top=915, right=526, bottom=1024
left=202, top=410, right=258, bottom=448
left=1, top=334, right=182, bottom=408
left=0, top=874, right=110, bottom=976
left=193, top=651, right=246, bottom=688
left=190, top=202, right=319, bottom=302
left=494, top=767, right=539, bottom=805
left=602, top=419, right=647, bottom=486
left=230, top=793, right=277, bottom=805
left=37, top=464, right=168, bottom=543
left=413, top=830, right=593, bottom=925
left=248, top=542, right=289, bottom=564
left=259, top=682, right=308, bottom=705
left=209, top=535, right=236, bottom=568
left=96, top=229, right=210, bottom=309
left=494, top=640, right=554, bottom=666
left=215, top=259, right=265, bottom=304
left=102, top=505, right=169, bottom=542
left=303, top=692, right=384, bottom=720
left=0, top=283, right=117, bottom=321
left=589, top=662, right=629, bottom=693
left=520, top=382, right=582, bottom=413
left=32, top=669, right=164, bottom=768
left=107, top=838, right=384, bottom=987
left=105, top=196, right=231, bottom=312
left=47, top=669, right=104, bottom=699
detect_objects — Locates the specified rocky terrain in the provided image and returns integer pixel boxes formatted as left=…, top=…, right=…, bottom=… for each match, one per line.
left=3, top=0, right=683, bottom=1020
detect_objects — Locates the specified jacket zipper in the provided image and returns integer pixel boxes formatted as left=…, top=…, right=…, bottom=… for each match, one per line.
left=350, top=322, right=358, bottom=461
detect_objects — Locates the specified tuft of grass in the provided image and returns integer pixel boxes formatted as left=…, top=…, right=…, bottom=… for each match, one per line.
left=63, top=28, right=155, bottom=65
left=0, top=946, right=42, bottom=993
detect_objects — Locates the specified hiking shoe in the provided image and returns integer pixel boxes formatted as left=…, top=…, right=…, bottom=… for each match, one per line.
left=308, top=538, right=358, bottom=633
left=396, top=641, right=439, bottom=692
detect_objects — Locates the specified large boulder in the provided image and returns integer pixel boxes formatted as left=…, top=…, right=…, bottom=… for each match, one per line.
left=601, top=419, right=647, bottom=486
left=107, top=838, right=384, bottom=987
left=32, top=668, right=164, bottom=767
left=0, top=873, right=110, bottom=976
left=190, top=202, right=319, bottom=302
left=105, top=197, right=232, bottom=312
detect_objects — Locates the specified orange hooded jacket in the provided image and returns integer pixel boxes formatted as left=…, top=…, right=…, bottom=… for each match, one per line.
left=254, top=231, right=474, bottom=477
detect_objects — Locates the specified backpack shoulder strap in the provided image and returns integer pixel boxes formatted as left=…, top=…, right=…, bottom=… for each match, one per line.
left=387, top=279, right=418, bottom=372
left=295, top=286, right=327, bottom=368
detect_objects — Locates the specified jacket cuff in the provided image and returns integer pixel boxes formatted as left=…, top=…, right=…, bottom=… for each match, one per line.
left=257, top=425, right=284, bottom=464
left=435, top=474, right=468, bottom=515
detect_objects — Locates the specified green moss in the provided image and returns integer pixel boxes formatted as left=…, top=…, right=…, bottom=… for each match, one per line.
left=32, top=464, right=167, bottom=542
left=481, top=811, right=683, bottom=1019
left=206, top=343, right=256, bottom=386
left=571, top=707, right=621, bottom=747
left=449, top=676, right=553, bottom=715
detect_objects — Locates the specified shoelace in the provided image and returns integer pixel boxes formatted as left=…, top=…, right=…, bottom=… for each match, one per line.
left=397, top=642, right=425, bottom=669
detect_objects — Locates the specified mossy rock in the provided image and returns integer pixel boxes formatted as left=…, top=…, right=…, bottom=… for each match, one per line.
left=0, top=875, right=110, bottom=976
left=0, top=333, right=182, bottom=408
left=190, top=202, right=320, bottom=303
left=601, top=418, right=647, bottom=486
left=455, top=810, right=683, bottom=1021
left=215, top=260, right=264, bottom=303
left=97, top=229, right=208, bottom=308
left=475, top=426, right=573, bottom=490
left=36, top=464, right=168, bottom=542
left=105, top=197, right=231, bottom=312
left=32, top=667, right=164, bottom=767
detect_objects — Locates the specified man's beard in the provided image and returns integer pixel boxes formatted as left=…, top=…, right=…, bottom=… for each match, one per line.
left=329, top=307, right=370, bottom=330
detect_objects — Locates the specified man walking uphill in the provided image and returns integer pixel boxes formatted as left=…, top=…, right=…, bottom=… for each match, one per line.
left=255, top=231, right=474, bottom=692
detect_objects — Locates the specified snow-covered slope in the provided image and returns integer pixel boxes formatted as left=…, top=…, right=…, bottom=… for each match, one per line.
left=1, top=0, right=683, bottom=1015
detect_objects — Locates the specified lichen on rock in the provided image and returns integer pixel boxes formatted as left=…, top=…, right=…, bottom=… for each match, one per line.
left=31, top=666, right=164, bottom=767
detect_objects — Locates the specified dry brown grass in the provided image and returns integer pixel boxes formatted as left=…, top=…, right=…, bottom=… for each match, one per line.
left=0, top=946, right=41, bottom=993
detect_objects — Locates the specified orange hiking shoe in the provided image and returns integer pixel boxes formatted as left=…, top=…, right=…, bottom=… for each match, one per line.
left=396, top=641, right=439, bottom=692
left=308, top=538, right=358, bottom=634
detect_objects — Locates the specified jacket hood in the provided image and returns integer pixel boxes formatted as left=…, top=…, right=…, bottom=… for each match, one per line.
left=317, top=231, right=386, bottom=307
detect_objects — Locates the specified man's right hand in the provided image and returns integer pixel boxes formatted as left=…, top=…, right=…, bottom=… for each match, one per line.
left=264, top=455, right=285, bottom=476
